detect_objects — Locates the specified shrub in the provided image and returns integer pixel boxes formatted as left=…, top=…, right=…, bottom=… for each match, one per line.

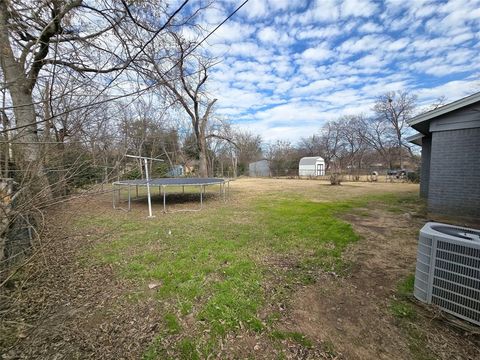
left=124, top=168, right=142, bottom=180
left=151, top=163, right=170, bottom=178
left=329, top=173, right=343, bottom=185
left=406, top=171, right=420, bottom=183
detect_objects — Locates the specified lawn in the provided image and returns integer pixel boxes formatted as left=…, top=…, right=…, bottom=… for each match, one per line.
left=6, top=178, right=477, bottom=359
left=73, top=179, right=419, bottom=358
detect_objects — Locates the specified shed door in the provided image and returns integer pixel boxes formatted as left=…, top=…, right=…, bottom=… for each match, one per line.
left=316, top=163, right=324, bottom=176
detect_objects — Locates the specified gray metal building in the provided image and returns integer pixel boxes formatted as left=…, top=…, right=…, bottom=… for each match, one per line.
left=248, top=159, right=271, bottom=177
left=407, top=92, right=480, bottom=225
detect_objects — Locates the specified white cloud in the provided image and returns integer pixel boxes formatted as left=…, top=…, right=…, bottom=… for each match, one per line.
left=341, top=0, right=378, bottom=18
left=299, top=0, right=340, bottom=24
left=416, top=79, right=480, bottom=103
left=291, top=79, right=336, bottom=96
left=241, top=0, right=268, bottom=18
left=387, top=38, right=410, bottom=52
left=209, top=21, right=255, bottom=44
left=300, top=45, right=332, bottom=61
left=358, top=21, right=383, bottom=33
left=339, top=34, right=390, bottom=54
left=296, top=25, right=341, bottom=40
left=202, top=0, right=480, bottom=142
left=257, top=26, right=294, bottom=45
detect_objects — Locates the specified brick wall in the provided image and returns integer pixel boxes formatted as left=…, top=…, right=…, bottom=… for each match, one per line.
left=420, top=136, right=431, bottom=198
left=429, top=127, right=480, bottom=222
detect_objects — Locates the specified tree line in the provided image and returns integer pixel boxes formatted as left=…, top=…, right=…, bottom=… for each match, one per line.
left=0, top=1, right=440, bottom=267
left=263, top=90, right=430, bottom=178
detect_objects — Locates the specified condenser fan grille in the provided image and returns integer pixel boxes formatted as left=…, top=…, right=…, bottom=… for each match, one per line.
left=431, top=240, right=480, bottom=324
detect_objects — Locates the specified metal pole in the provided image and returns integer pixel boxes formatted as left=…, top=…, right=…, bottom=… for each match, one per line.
left=112, top=183, right=116, bottom=209
left=128, top=184, right=131, bottom=211
left=200, top=185, right=203, bottom=209
left=144, top=158, right=154, bottom=218
left=136, top=185, right=138, bottom=198
left=163, top=185, right=166, bottom=212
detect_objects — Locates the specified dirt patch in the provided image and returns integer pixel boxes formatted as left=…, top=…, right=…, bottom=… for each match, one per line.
left=283, top=206, right=480, bottom=359
left=216, top=331, right=331, bottom=359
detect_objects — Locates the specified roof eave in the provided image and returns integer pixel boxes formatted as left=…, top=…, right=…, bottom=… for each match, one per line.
left=406, top=133, right=424, bottom=146
left=408, top=92, right=480, bottom=127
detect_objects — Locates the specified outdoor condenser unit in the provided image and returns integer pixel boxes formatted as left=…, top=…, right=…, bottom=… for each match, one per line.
left=414, top=222, right=480, bottom=326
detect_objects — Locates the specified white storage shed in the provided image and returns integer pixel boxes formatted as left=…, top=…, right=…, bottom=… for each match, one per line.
left=299, top=157, right=325, bottom=176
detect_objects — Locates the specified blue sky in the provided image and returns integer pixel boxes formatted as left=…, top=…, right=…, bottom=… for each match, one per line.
left=187, top=0, right=480, bottom=142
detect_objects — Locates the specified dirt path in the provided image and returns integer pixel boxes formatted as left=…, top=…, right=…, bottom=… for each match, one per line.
left=284, top=207, right=480, bottom=359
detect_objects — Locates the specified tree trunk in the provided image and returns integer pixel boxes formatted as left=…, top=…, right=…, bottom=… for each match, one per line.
left=0, top=109, right=10, bottom=178
left=8, top=88, right=52, bottom=199
left=0, top=5, right=51, bottom=201
left=198, top=138, right=208, bottom=178
left=231, top=156, right=237, bottom=178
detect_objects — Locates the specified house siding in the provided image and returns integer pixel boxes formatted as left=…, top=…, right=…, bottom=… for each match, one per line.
left=428, top=127, right=480, bottom=221
left=420, top=136, right=431, bottom=198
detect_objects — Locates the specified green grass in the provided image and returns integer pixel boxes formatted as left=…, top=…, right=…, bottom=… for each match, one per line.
left=270, top=330, right=313, bottom=347
left=390, top=301, right=416, bottom=319
left=391, top=274, right=435, bottom=360
left=77, top=188, right=419, bottom=358
left=398, top=274, right=415, bottom=297
left=390, top=274, right=416, bottom=319
left=164, top=313, right=181, bottom=334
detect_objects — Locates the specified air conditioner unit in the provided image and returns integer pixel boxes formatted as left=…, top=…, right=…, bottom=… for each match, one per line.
left=414, top=222, right=480, bottom=326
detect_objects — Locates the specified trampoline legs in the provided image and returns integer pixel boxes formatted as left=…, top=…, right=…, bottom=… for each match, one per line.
left=112, top=179, right=229, bottom=214
left=163, top=185, right=166, bottom=213
left=128, top=185, right=131, bottom=211
left=144, top=158, right=154, bottom=218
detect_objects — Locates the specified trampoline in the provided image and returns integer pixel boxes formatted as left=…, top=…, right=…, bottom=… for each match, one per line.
left=112, top=177, right=230, bottom=217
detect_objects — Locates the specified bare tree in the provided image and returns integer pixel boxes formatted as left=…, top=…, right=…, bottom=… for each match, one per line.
left=0, top=0, right=196, bottom=197
left=0, top=1, right=127, bottom=196
left=338, top=115, right=366, bottom=177
left=357, top=115, right=396, bottom=169
left=139, top=32, right=218, bottom=177
left=373, top=91, right=417, bottom=168
left=318, top=121, right=343, bottom=172
left=233, top=131, right=262, bottom=175
left=266, top=140, right=298, bottom=177
left=297, top=134, right=323, bottom=157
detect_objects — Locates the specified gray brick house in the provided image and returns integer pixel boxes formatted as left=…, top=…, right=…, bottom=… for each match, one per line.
left=407, top=92, right=480, bottom=225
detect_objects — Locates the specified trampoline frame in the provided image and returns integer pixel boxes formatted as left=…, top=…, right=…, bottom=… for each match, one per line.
left=112, top=178, right=230, bottom=217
